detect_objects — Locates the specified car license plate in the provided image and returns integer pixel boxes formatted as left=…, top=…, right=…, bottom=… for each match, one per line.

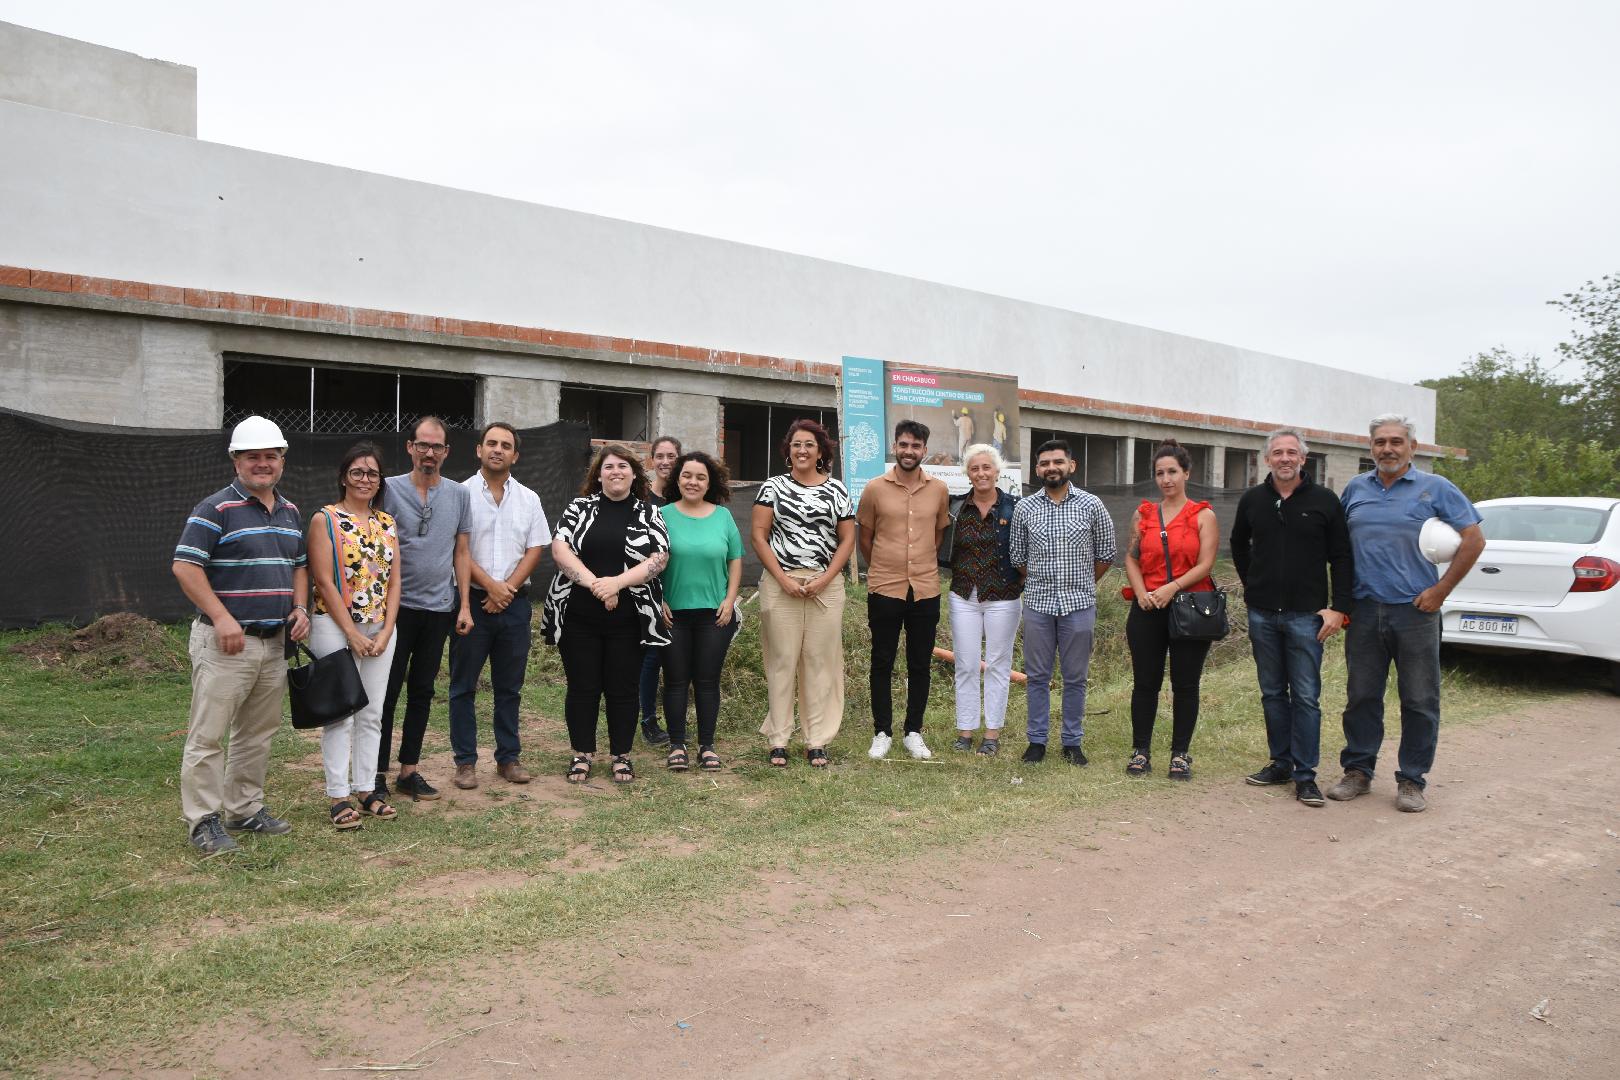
left=1459, top=614, right=1518, bottom=635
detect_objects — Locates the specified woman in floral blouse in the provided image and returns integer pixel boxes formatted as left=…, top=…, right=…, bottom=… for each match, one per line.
left=942, top=444, right=1023, bottom=755
left=308, top=441, right=401, bottom=829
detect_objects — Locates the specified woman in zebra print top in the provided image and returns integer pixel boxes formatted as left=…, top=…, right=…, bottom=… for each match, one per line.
left=750, top=419, right=855, bottom=768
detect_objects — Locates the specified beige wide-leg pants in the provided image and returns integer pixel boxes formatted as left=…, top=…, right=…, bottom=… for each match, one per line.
left=181, top=620, right=286, bottom=828
left=757, top=570, right=846, bottom=749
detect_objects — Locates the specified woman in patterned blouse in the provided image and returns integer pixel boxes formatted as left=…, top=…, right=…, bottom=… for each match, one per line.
left=308, top=442, right=401, bottom=829
left=944, top=444, right=1023, bottom=755
left=544, top=444, right=671, bottom=784
left=750, top=419, right=855, bottom=767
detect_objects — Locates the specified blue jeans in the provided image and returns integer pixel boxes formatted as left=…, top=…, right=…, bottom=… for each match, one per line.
left=1341, top=599, right=1441, bottom=787
left=639, top=645, right=663, bottom=725
left=1248, top=609, right=1325, bottom=782
left=1022, top=606, right=1096, bottom=747
left=447, top=595, right=531, bottom=766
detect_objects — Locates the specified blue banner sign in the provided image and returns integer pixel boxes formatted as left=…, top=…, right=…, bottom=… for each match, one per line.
left=840, top=356, right=888, bottom=505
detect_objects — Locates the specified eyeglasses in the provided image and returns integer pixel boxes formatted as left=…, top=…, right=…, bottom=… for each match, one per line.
left=411, top=441, right=448, bottom=455
left=418, top=502, right=433, bottom=537
left=346, top=468, right=382, bottom=482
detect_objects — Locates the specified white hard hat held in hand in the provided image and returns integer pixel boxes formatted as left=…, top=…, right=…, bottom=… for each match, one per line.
left=1419, top=516, right=1462, bottom=565
left=229, top=415, right=288, bottom=453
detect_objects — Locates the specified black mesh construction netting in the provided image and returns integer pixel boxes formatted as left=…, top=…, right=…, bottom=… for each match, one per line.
left=0, top=408, right=592, bottom=629
left=2, top=405, right=1253, bottom=629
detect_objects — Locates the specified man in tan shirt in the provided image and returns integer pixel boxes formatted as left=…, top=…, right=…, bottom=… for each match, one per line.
left=857, top=420, right=952, bottom=759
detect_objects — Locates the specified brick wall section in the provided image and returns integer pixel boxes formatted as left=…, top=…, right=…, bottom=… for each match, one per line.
left=0, top=263, right=1455, bottom=454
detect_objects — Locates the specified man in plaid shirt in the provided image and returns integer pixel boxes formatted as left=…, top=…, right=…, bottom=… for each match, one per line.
left=1009, top=439, right=1117, bottom=765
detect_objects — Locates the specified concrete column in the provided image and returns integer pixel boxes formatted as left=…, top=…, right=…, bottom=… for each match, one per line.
left=1120, top=436, right=1136, bottom=487
left=1210, top=443, right=1229, bottom=488
left=141, top=322, right=221, bottom=427
left=655, top=391, right=721, bottom=455
left=479, top=375, right=559, bottom=429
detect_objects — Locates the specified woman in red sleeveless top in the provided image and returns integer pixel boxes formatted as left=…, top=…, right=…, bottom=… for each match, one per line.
left=1123, top=439, right=1218, bottom=781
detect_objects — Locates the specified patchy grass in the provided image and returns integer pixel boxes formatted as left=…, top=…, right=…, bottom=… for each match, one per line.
left=0, top=569, right=1587, bottom=1071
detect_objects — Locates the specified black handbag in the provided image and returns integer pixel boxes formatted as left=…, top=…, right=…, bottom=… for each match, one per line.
left=1157, top=505, right=1229, bottom=642
left=286, top=639, right=368, bottom=729
left=285, top=508, right=369, bottom=728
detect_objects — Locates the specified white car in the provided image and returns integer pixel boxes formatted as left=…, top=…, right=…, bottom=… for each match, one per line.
left=1440, top=496, right=1620, bottom=693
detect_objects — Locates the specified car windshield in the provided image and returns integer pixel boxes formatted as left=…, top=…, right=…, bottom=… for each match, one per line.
left=1479, top=505, right=1608, bottom=545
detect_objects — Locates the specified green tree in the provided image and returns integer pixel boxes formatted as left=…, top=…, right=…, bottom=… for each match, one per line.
left=1549, top=273, right=1620, bottom=446
left=1436, top=431, right=1620, bottom=502
left=1419, top=348, right=1580, bottom=453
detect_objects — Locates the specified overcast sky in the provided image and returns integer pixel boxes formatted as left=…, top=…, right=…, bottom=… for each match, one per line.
left=5, top=0, right=1617, bottom=385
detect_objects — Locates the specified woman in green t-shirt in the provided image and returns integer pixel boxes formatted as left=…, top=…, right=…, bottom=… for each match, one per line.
left=657, top=452, right=744, bottom=771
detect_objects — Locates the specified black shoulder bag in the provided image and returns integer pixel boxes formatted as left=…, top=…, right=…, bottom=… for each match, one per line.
left=1158, top=505, right=1229, bottom=642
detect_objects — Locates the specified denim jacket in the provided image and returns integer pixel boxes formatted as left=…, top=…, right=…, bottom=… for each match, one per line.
left=939, top=489, right=1022, bottom=588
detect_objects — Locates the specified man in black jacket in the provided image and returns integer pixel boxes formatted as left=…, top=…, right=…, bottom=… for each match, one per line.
left=1230, top=430, right=1354, bottom=806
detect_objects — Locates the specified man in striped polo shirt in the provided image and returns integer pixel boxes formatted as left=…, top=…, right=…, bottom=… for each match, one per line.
left=172, top=416, right=311, bottom=855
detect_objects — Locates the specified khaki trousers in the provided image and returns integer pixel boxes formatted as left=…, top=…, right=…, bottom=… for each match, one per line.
left=181, top=620, right=286, bottom=828
left=757, top=570, right=845, bottom=749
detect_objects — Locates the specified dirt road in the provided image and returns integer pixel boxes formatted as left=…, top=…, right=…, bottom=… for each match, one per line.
left=129, top=694, right=1620, bottom=1078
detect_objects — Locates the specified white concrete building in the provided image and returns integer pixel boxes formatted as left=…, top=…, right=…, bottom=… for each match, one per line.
left=0, top=21, right=1439, bottom=488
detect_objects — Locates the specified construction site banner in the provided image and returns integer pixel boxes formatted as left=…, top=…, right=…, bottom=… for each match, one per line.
left=844, top=360, right=1020, bottom=496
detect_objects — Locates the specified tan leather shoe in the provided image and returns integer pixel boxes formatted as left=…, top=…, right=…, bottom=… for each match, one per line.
left=496, top=760, right=531, bottom=784
left=1395, top=779, right=1427, bottom=813
left=1324, top=769, right=1371, bottom=801
left=453, top=763, right=478, bottom=790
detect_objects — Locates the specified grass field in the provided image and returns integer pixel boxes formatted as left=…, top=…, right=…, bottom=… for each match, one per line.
left=0, top=571, right=1594, bottom=1071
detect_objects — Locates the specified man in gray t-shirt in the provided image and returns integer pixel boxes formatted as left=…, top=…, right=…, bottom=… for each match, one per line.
left=376, top=417, right=474, bottom=800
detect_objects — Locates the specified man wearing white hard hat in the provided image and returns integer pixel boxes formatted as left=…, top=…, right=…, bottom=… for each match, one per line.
left=1328, top=414, right=1483, bottom=812
left=172, top=416, right=311, bottom=854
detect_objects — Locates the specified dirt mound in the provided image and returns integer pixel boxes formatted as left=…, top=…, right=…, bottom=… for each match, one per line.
left=9, top=613, right=185, bottom=675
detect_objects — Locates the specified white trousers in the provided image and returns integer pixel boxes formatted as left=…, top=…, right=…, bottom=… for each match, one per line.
left=949, top=590, right=1022, bottom=732
left=310, top=615, right=396, bottom=798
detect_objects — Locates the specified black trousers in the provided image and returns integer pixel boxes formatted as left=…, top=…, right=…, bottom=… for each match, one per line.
left=662, top=609, right=739, bottom=747
left=377, top=606, right=454, bottom=773
left=559, top=620, right=643, bottom=756
left=867, top=590, right=942, bottom=735
left=1125, top=604, right=1212, bottom=755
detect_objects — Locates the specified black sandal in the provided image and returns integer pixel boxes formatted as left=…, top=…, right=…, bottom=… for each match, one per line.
left=357, top=792, right=397, bottom=819
left=807, top=747, right=829, bottom=768
left=698, top=746, right=723, bottom=771
left=666, top=746, right=690, bottom=772
left=768, top=746, right=789, bottom=768
left=565, top=755, right=592, bottom=784
left=611, top=755, right=635, bottom=783
left=329, top=800, right=362, bottom=830
left=1126, top=750, right=1150, bottom=777
left=1168, top=753, right=1192, bottom=782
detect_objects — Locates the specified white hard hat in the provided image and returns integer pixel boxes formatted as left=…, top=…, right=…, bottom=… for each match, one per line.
left=228, top=415, right=288, bottom=453
left=1419, top=517, right=1462, bottom=564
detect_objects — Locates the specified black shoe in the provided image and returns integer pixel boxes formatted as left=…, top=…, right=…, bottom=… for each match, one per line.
left=641, top=718, right=671, bottom=747
left=223, top=807, right=291, bottom=834
left=1245, top=761, right=1292, bottom=786
left=395, top=772, right=441, bottom=801
left=375, top=773, right=391, bottom=798
left=190, top=813, right=240, bottom=855
left=1061, top=745, right=1089, bottom=767
left=1021, top=742, right=1046, bottom=763
left=1296, top=779, right=1325, bottom=807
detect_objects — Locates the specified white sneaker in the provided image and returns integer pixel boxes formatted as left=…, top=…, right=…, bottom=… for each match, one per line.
left=902, top=732, right=932, bottom=760
left=867, top=733, right=892, bottom=759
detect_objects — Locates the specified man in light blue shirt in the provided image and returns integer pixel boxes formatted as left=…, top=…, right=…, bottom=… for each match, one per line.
left=1326, top=414, right=1483, bottom=813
